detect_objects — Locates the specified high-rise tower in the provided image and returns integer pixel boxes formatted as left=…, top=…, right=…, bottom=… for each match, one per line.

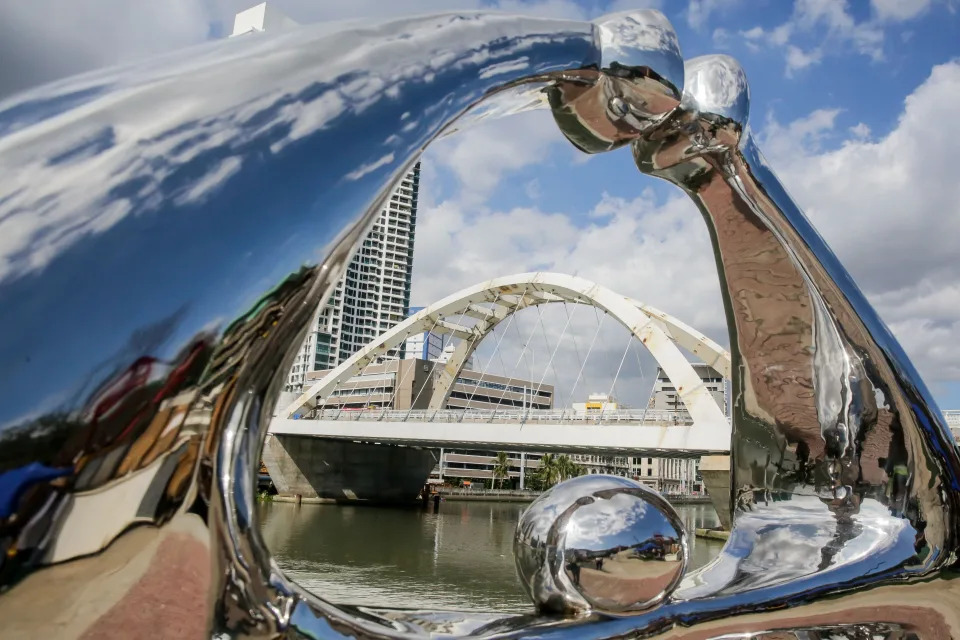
left=286, top=164, right=420, bottom=392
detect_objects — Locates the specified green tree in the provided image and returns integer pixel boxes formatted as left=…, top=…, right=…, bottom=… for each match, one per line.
left=556, top=455, right=585, bottom=482
left=492, top=451, right=511, bottom=489
left=537, top=453, right=561, bottom=488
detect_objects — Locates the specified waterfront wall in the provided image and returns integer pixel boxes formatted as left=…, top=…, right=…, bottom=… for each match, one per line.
left=439, top=488, right=714, bottom=506
left=262, top=434, right=437, bottom=503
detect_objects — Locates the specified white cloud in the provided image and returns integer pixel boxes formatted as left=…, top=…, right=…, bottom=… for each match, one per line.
left=871, top=0, right=933, bottom=21
left=848, top=122, right=871, bottom=139
left=686, top=0, right=739, bottom=31
left=429, top=111, right=563, bottom=206
left=0, top=0, right=215, bottom=99
left=760, top=60, right=960, bottom=387
left=785, top=44, right=823, bottom=75
left=737, top=0, right=886, bottom=77
left=760, top=107, right=841, bottom=158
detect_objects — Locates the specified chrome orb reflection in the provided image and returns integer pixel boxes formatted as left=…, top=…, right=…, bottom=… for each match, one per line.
left=514, top=475, right=686, bottom=615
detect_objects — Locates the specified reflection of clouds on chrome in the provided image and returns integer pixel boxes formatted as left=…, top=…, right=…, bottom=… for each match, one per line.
left=565, top=492, right=650, bottom=549
left=680, top=494, right=916, bottom=599
left=0, top=13, right=577, bottom=285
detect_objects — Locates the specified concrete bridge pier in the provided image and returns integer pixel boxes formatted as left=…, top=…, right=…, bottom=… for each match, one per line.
left=262, top=434, right=438, bottom=503
left=699, top=455, right=732, bottom=530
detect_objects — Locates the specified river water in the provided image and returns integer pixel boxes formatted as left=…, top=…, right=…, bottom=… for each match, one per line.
left=258, top=499, right=722, bottom=613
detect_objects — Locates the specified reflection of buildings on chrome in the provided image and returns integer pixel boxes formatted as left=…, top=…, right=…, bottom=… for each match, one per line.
left=0, top=267, right=317, bottom=579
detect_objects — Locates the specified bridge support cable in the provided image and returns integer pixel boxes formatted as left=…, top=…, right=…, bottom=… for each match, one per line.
left=356, top=350, right=390, bottom=420
left=361, top=348, right=398, bottom=420
left=639, top=375, right=659, bottom=427
left=403, top=306, right=474, bottom=422
left=317, top=376, right=342, bottom=419
left=523, top=301, right=575, bottom=425
left=600, top=332, right=634, bottom=424
left=564, top=309, right=606, bottom=423
left=559, top=301, right=585, bottom=420
left=488, top=305, right=544, bottom=422
left=459, top=290, right=517, bottom=419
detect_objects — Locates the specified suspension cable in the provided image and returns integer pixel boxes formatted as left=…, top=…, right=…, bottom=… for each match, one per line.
left=384, top=313, right=442, bottom=420
left=404, top=306, right=473, bottom=421
left=527, top=301, right=575, bottom=423
left=491, top=296, right=542, bottom=419
left=566, top=309, right=607, bottom=421
left=356, top=343, right=391, bottom=420
left=600, top=332, right=633, bottom=423
left=455, top=292, right=506, bottom=412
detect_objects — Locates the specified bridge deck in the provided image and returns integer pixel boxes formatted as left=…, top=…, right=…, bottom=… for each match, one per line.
left=269, top=414, right=730, bottom=457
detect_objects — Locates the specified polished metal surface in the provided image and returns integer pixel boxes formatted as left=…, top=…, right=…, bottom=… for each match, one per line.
left=515, top=475, right=686, bottom=614
left=0, top=6, right=957, bottom=640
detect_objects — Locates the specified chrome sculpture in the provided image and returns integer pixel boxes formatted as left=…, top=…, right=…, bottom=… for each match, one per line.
left=516, top=475, right=687, bottom=615
left=0, top=7, right=957, bottom=639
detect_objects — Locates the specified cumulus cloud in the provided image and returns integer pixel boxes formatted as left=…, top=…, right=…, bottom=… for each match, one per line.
left=0, top=0, right=216, bottom=99
left=737, top=0, right=887, bottom=76
left=871, top=0, right=933, bottom=22
left=686, top=0, right=740, bottom=31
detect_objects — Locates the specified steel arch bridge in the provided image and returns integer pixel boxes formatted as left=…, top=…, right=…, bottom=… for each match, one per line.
left=282, top=272, right=731, bottom=429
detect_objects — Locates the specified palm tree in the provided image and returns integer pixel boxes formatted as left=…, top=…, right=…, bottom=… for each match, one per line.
left=556, top=455, right=585, bottom=482
left=492, top=451, right=511, bottom=489
left=538, top=453, right=561, bottom=488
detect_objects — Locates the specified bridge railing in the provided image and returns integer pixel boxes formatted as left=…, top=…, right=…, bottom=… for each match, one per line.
left=298, top=408, right=698, bottom=425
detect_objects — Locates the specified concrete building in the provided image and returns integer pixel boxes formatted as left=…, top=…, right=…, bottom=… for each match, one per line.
left=285, top=164, right=421, bottom=392
left=300, top=360, right=553, bottom=413
left=629, top=456, right=700, bottom=494
left=572, top=454, right=631, bottom=476
left=649, top=363, right=726, bottom=416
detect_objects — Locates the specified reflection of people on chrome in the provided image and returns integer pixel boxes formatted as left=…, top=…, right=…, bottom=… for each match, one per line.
left=595, top=558, right=604, bottom=571
left=567, top=561, right=581, bottom=585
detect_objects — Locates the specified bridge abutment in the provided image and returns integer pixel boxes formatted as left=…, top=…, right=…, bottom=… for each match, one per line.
left=262, top=434, right=438, bottom=503
left=699, top=455, right=731, bottom=530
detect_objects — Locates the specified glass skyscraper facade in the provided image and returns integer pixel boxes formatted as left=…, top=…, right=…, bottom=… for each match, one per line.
left=286, top=163, right=420, bottom=392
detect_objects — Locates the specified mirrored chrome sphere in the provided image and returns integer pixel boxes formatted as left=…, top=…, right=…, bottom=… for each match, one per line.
left=514, top=475, right=687, bottom=615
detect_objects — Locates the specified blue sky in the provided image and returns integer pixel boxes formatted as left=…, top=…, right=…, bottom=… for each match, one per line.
left=0, top=0, right=958, bottom=410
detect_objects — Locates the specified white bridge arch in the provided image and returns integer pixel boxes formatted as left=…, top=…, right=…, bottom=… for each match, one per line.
left=283, top=272, right=730, bottom=429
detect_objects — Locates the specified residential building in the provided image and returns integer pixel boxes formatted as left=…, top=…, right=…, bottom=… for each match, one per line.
left=630, top=456, right=700, bottom=494
left=572, top=454, right=631, bottom=476
left=285, top=164, right=420, bottom=392
left=649, top=363, right=727, bottom=416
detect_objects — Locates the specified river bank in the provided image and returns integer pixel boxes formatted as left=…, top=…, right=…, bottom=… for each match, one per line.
left=438, top=488, right=713, bottom=505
